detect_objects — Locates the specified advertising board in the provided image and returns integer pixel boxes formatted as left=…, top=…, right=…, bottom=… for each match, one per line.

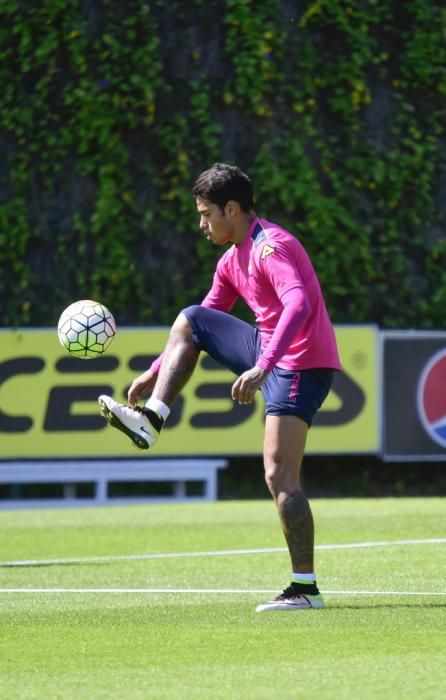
left=0, top=326, right=378, bottom=458
left=383, top=331, right=446, bottom=461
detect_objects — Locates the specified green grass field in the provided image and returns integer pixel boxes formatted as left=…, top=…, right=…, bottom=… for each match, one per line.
left=0, top=498, right=445, bottom=699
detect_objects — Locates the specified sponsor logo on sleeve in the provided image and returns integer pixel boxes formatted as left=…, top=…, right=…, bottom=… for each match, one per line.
left=261, top=244, right=275, bottom=260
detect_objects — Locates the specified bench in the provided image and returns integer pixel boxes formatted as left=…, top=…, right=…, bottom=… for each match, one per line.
left=0, top=459, right=228, bottom=509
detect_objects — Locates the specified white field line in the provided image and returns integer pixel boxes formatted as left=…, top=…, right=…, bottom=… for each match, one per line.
left=0, top=588, right=445, bottom=596
left=0, top=538, right=445, bottom=569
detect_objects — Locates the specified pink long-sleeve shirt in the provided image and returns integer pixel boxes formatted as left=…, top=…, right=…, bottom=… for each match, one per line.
left=150, top=217, right=341, bottom=375
left=201, top=217, right=341, bottom=372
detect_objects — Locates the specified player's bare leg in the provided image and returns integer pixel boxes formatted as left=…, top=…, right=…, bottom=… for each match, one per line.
left=151, top=313, right=200, bottom=405
left=99, top=313, right=198, bottom=448
left=257, top=414, right=323, bottom=611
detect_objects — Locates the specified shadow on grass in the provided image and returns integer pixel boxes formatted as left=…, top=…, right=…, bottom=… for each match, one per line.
left=324, top=601, right=446, bottom=609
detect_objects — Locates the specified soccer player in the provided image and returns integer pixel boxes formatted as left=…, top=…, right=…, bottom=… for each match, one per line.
left=99, top=163, right=341, bottom=612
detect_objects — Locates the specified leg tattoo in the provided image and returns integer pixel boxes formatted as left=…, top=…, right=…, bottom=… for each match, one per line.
left=153, top=324, right=200, bottom=406
left=277, top=489, right=315, bottom=572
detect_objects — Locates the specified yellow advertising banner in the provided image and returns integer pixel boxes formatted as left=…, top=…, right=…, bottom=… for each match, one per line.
left=0, top=326, right=378, bottom=458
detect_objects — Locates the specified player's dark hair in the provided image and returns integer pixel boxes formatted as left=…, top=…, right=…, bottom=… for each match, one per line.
left=192, top=163, right=254, bottom=212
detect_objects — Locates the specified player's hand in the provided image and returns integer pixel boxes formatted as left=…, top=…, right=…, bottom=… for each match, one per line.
left=231, top=366, right=269, bottom=405
left=127, top=370, right=157, bottom=406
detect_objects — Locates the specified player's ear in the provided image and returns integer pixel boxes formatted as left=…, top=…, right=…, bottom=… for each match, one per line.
left=224, top=200, right=241, bottom=218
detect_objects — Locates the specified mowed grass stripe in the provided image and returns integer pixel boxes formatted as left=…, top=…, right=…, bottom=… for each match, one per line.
left=0, top=588, right=445, bottom=595
left=1, top=537, right=445, bottom=568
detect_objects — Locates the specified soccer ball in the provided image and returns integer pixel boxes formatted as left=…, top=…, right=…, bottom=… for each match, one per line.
left=57, top=300, right=116, bottom=359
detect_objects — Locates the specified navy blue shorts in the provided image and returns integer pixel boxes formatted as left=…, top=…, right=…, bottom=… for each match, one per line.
left=182, top=305, right=335, bottom=426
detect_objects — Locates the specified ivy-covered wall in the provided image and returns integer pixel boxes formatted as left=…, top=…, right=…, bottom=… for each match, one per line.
left=0, top=0, right=445, bottom=328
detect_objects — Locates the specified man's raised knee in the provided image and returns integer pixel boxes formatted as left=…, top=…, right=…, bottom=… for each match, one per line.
left=171, top=309, right=195, bottom=334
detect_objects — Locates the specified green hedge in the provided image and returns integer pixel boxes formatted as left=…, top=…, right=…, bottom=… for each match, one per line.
left=0, top=0, right=445, bottom=328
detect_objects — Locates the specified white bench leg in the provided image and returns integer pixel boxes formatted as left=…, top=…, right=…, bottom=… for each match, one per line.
left=204, top=474, right=217, bottom=501
left=95, top=479, right=107, bottom=504
left=63, top=483, right=76, bottom=499
left=174, top=480, right=186, bottom=498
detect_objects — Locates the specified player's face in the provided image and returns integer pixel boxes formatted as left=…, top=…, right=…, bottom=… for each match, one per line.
left=196, top=197, right=232, bottom=246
